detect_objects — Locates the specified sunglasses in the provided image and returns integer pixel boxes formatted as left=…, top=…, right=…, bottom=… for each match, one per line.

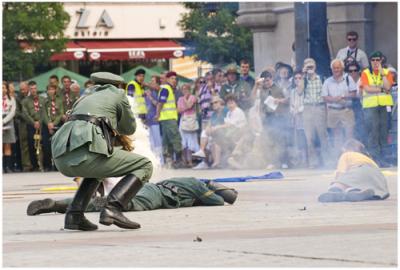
left=347, top=38, right=357, bottom=41
left=348, top=69, right=359, bottom=73
left=371, top=58, right=381, bottom=62
left=199, top=81, right=206, bottom=84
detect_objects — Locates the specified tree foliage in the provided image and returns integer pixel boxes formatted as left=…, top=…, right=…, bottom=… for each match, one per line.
left=3, top=3, right=70, bottom=81
left=179, top=3, right=253, bottom=66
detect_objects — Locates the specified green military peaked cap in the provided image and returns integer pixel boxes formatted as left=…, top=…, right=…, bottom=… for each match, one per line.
left=90, top=72, right=124, bottom=85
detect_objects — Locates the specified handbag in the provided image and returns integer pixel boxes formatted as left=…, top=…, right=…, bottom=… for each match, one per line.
left=180, top=114, right=199, bottom=131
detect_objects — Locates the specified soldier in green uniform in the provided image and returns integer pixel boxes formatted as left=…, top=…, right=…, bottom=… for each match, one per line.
left=15, top=81, right=33, bottom=172
left=51, top=72, right=153, bottom=231
left=27, top=178, right=238, bottom=215
left=21, top=81, right=46, bottom=171
left=42, top=84, right=64, bottom=171
left=219, top=66, right=253, bottom=111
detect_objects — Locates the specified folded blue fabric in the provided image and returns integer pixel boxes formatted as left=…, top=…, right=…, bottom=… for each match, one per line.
left=200, top=171, right=284, bottom=182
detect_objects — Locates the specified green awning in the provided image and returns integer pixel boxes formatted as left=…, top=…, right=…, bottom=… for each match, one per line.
left=20, top=67, right=89, bottom=93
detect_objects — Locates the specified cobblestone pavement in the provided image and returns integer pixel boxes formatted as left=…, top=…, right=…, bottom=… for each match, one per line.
left=3, top=167, right=398, bottom=267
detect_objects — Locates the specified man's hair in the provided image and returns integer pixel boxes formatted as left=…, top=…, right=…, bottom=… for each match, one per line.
left=330, top=58, right=345, bottom=70
left=151, top=75, right=161, bottom=85
left=212, top=68, right=223, bottom=76
left=46, top=84, right=57, bottom=90
left=346, top=31, right=358, bottom=39
left=28, top=80, right=37, bottom=86
left=84, top=80, right=94, bottom=88
left=240, top=59, right=250, bottom=65
left=61, top=75, right=71, bottom=82
left=224, top=93, right=237, bottom=103
left=49, top=75, right=59, bottom=81
left=260, top=70, right=273, bottom=79
left=342, top=138, right=367, bottom=155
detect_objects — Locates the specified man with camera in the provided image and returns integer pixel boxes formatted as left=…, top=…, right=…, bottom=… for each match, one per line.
left=300, top=58, right=330, bottom=168
left=336, top=31, right=369, bottom=70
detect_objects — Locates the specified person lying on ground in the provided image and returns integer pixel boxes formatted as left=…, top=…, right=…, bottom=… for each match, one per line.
left=318, top=138, right=390, bottom=202
left=27, top=177, right=238, bottom=216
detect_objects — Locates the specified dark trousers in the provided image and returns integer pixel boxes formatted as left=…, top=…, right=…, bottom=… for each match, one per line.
left=352, top=99, right=367, bottom=146
left=363, top=106, right=389, bottom=163
left=27, top=125, right=40, bottom=170
left=41, top=125, right=53, bottom=170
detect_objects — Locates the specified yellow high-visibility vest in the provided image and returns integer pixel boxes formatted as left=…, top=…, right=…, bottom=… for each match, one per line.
left=158, top=84, right=178, bottom=121
left=362, top=68, right=393, bottom=108
left=126, top=80, right=148, bottom=114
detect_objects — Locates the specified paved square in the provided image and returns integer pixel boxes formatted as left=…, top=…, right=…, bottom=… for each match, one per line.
left=3, top=168, right=397, bottom=267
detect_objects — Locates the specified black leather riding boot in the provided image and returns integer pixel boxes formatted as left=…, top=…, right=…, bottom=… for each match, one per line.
left=65, top=178, right=101, bottom=231
left=27, top=198, right=69, bottom=216
left=99, top=174, right=143, bottom=229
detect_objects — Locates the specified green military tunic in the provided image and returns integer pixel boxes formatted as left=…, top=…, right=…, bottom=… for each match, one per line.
left=60, top=177, right=225, bottom=212
left=21, top=95, right=46, bottom=126
left=43, top=95, right=64, bottom=127
left=51, top=84, right=153, bottom=183
left=15, top=93, right=32, bottom=170
left=60, top=88, right=79, bottom=113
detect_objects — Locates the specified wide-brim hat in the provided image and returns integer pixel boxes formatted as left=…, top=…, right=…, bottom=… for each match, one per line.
left=275, top=62, right=293, bottom=77
left=90, top=72, right=124, bottom=85
left=226, top=65, right=238, bottom=75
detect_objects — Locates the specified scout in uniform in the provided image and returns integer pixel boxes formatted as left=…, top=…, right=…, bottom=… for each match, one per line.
left=51, top=72, right=153, bottom=231
left=42, top=84, right=64, bottom=171
left=27, top=178, right=238, bottom=215
left=21, top=81, right=46, bottom=171
left=15, top=81, right=33, bottom=171
left=60, top=75, right=79, bottom=123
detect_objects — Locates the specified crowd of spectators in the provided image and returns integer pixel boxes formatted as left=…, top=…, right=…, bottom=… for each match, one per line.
left=2, top=31, right=398, bottom=172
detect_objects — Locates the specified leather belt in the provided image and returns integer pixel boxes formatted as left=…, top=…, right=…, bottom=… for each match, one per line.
left=67, top=114, right=115, bottom=154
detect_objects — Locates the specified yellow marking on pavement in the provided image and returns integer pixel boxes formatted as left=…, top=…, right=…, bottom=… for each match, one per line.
left=382, top=170, right=397, bottom=176
left=41, top=186, right=78, bottom=192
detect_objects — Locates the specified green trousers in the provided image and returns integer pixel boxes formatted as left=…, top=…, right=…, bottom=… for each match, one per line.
left=159, top=120, right=182, bottom=157
left=54, top=145, right=153, bottom=183
left=60, top=177, right=225, bottom=212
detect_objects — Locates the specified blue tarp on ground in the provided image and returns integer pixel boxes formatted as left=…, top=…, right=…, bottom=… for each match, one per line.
left=200, top=171, right=284, bottom=182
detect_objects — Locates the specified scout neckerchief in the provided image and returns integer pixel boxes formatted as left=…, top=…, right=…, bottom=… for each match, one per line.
left=51, top=96, right=56, bottom=116
left=65, top=91, right=70, bottom=107
left=2, top=95, right=7, bottom=111
left=33, top=96, right=40, bottom=112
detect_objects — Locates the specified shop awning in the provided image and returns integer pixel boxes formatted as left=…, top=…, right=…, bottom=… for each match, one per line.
left=50, top=40, right=185, bottom=61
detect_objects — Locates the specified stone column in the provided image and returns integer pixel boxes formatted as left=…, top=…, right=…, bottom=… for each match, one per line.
left=237, top=3, right=278, bottom=75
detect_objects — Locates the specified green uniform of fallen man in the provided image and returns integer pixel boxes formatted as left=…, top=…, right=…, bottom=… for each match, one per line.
left=27, top=178, right=238, bottom=215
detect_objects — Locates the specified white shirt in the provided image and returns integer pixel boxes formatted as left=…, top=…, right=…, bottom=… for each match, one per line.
left=224, top=107, right=247, bottom=128
left=336, top=46, right=369, bottom=70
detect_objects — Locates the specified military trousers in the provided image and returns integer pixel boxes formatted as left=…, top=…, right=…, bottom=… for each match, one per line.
left=54, top=145, right=153, bottom=184
left=159, top=120, right=182, bottom=157
left=363, top=106, right=389, bottom=163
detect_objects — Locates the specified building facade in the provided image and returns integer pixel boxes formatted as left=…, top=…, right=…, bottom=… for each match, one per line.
left=237, top=2, right=397, bottom=74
